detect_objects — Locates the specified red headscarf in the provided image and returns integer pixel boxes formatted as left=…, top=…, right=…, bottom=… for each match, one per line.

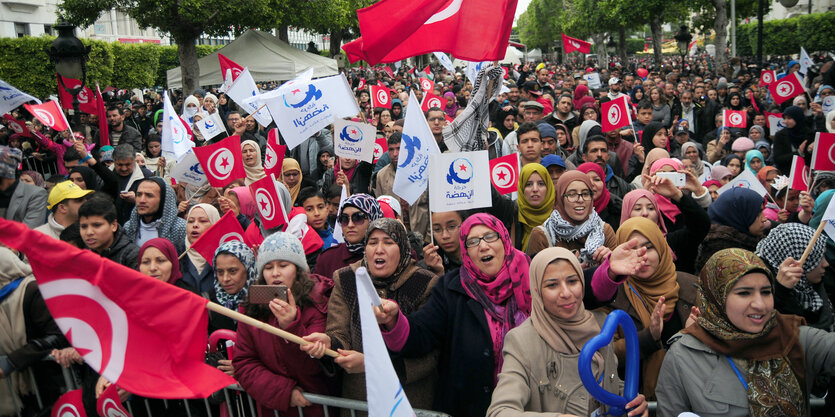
left=138, top=238, right=182, bottom=285
left=577, top=162, right=611, bottom=214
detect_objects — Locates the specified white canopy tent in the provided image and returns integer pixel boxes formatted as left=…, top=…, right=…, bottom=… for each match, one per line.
left=166, top=30, right=339, bottom=89
left=451, top=45, right=524, bottom=68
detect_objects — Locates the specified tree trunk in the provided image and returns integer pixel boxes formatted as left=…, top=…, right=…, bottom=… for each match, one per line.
left=329, top=29, right=343, bottom=58
left=591, top=33, right=605, bottom=67
left=277, top=24, right=289, bottom=42
left=712, top=0, right=729, bottom=66
left=619, top=26, right=627, bottom=63
left=650, top=17, right=663, bottom=64
left=177, top=39, right=199, bottom=95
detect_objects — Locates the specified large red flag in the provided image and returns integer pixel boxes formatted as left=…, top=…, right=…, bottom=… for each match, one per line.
left=421, top=91, right=444, bottom=112
left=342, top=0, right=517, bottom=65
left=769, top=72, right=805, bottom=105
left=370, top=85, right=392, bottom=109
left=51, top=389, right=87, bottom=417
left=25, top=101, right=70, bottom=132
left=56, top=75, right=98, bottom=114
left=190, top=211, right=248, bottom=265
left=3, top=114, right=32, bottom=137
left=193, top=135, right=246, bottom=188
left=96, top=384, right=132, bottom=417
left=264, top=128, right=287, bottom=178
left=249, top=174, right=288, bottom=230
left=218, top=53, right=244, bottom=84
left=562, top=34, right=591, bottom=54
left=489, top=152, right=519, bottom=195
left=0, top=219, right=236, bottom=399
left=96, top=84, right=110, bottom=147
left=601, top=96, right=631, bottom=133
left=812, top=133, right=835, bottom=171
left=724, top=109, right=747, bottom=128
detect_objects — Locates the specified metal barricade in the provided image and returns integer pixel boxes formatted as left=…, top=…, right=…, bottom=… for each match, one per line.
left=20, top=155, right=59, bottom=178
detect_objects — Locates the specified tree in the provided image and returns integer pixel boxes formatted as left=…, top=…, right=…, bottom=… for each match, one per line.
left=60, top=0, right=282, bottom=93
left=689, top=0, right=768, bottom=65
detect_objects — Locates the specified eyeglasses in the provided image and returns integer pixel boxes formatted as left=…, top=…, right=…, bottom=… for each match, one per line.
left=465, top=232, right=500, bottom=248
left=427, top=117, right=445, bottom=122
left=338, top=212, right=369, bottom=226
left=563, top=191, right=593, bottom=202
left=432, top=223, right=460, bottom=235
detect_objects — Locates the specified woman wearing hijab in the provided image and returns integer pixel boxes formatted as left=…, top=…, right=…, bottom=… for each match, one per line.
left=180, top=204, right=220, bottom=294
left=679, top=141, right=711, bottom=182
left=757, top=165, right=780, bottom=189
left=626, top=123, right=668, bottom=183
left=490, top=164, right=556, bottom=250
left=597, top=217, right=698, bottom=399
left=281, top=158, right=315, bottom=206
left=142, top=135, right=172, bottom=178
left=210, top=240, right=258, bottom=334
left=774, top=106, right=811, bottom=174
left=721, top=154, right=744, bottom=178
left=555, top=123, right=574, bottom=155
left=744, top=149, right=765, bottom=175
left=492, top=106, right=518, bottom=140
left=306, top=218, right=439, bottom=409
left=630, top=85, right=645, bottom=106
left=321, top=157, right=374, bottom=196
left=695, top=187, right=769, bottom=271
left=19, top=170, right=44, bottom=189
left=241, top=139, right=266, bottom=186
left=657, top=248, right=835, bottom=417
left=138, top=238, right=194, bottom=292
left=221, top=186, right=256, bottom=224
left=711, top=164, right=734, bottom=185
left=526, top=171, right=617, bottom=265
left=486, top=247, right=649, bottom=417
left=620, top=190, right=668, bottom=235
left=573, top=84, right=590, bottom=109
left=68, top=166, right=101, bottom=191
left=577, top=162, right=622, bottom=231
left=443, top=92, right=459, bottom=118
left=706, top=126, right=733, bottom=164
left=313, top=194, right=383, bottom=280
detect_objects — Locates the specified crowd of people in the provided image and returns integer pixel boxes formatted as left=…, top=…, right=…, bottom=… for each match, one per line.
left=2, top=50, right=835, bottom=417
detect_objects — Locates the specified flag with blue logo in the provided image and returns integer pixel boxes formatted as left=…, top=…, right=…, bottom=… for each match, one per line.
left=226, top=68, right=274, bottom=128
left=195, top=112, right=226, bottom=140
left=170, top=150, right=207, bottom=187
left=161, top=91, right=194, bottom=161
left=429, top=151, right=491, bottom=212
left=355, top=267, right=416, bottom=417
left=333, top=118, right=377, bottom=163
left=0, top=79, right=40, bottom=116
left=434, top=52, right=454, bottom=73
left=799, top=47, right=813, bottom=76
left=393, top=91, right=441, bottom=205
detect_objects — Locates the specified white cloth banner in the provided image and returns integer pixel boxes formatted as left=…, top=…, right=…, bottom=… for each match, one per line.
left=768, top=115, right=786, bottom=137
left=429, top=151, right=491, bottom=212
left=356, top=267, right=416, bottom=417
left=716, top=169, right=768, bottom=197
left=161, top=91, right=194, bottom=160
left=393, top=91, right=441, bottom=205
left=0, top=79, right=40, bottom=116
left=331, top=185, right=349, bottom=244
left=799, top=47, right=813, bottom=76
left=170, top=150, right=207, bottom=187
left=333, top=118, right=377, bottom=163
left=227, top=68, right=274, bottom=128
left=195, top=112, right=226, bottom=140
left=822, top=96, right=835, bottom=114
left=434, top=52, right=455, bottom=73
left=465, top=61, right=491, bottom=84
left=584, top=72, right=602, bottom=89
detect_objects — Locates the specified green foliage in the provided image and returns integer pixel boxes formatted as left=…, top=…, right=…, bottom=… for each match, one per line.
left=626, top=38, right=645, bottom=55
left=735, top=12, right=835, bottom=56
left=153, top=44, right=221, bottom=86
left=111, top=43, right=159, bottom=89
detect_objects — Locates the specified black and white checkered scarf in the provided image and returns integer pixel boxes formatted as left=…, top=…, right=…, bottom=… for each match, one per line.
left=756, top=223, right=826, bottom=312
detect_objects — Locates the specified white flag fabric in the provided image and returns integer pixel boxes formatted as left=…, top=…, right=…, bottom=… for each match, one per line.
left=768, top=115, right=786, bottom=137
left=393, top=91, right=441, bottom=205
left=584, top=72, right=602, bottom=89
left=226, top=68, right=274, bottom=128
left=434, top=52, right=455, bottom=73
left=331, top=185, right=349, bottom=244
left=170, top=150, right=208, bottom=187
left=0, top=79, right=40, bottom=116
left=333, top=118, right=377, bottom=163
left=799, top=47, right=813, bottom=76
left=429, top=151, right=491, bottom=212
left=161, top=91, right=194, bottom=161
left=823, top=96, right=835, bottom=114
left=195, top=112, right=226, bottom=140
left=716, top=168, right=768, bottom=197
left=465, top=61, right=491, bottom=84
left=821, top=186, right=835, bottom=242
left=355, top=267, right=416, bottom=417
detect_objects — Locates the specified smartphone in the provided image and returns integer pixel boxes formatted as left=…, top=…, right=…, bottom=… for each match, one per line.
left=248, top=285, right=288, bottom=304
left=656, top=172, right=686, bottom=187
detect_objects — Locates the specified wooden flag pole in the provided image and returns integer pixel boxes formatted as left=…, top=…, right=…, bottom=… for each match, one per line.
left=206, top=301, right=340, bottom=358
left=800, top=220, right=827, bottom=265
left=244, top=104, right=268, bottom=121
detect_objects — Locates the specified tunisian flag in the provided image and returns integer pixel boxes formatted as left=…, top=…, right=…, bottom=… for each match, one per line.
left=0, top=218, right=235, bottom=399
left=193, top=135, right=246, bottom=188
left=789, top=155, right=809, bottom=192
left=218, top=53, right=244, bottom=84
left=51, top=390, right=86, bottom=417
left=342, top=0, right=517, bottom=65
left=769, top=72, right=805, bottom=105
left=249, top=174, right=288, bottom=230
left=489, top=153, right=519, bottom=195
left=370, top=85, right=392, bottom=109
left=25, top=101, right=70, bottom=132
left=724, top=109, right=747, bottom=128
left=56, top=75, right=98, bottom=114
left=96, top=384, right=132, bottom=417
left=811, top=132, right=835, bottom=171
left=190, top=211, right=248, bottom=264
left=562, top=34, right=591, bottom=54
left=2, top=114, right=32, bottom=137
left=601, top=96, right=631, bottom=133
left=264, top=128, right=287, bottom=178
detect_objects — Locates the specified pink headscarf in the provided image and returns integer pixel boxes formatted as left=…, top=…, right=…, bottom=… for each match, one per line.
left=620, top=189, right=668, bottom=235
left=577, top=162, right=611, bottom=214
left=230, top=187, right=256, bottom=221
left=649, top=158, right=683, bottom=223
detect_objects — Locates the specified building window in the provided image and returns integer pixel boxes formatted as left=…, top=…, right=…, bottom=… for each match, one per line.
left=14, top=23, right=28, bottom=38
left=44, top=25, right=53, bottom=36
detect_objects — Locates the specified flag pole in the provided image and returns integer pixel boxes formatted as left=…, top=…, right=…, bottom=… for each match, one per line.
left=800, top=220, right=827, bottom=265
left=206, top=301, right=340, bottom=358
left=244, top=104, right=268, bottom=121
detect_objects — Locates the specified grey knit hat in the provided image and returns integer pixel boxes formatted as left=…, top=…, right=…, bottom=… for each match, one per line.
left=256, top=231, right=309, bottom=274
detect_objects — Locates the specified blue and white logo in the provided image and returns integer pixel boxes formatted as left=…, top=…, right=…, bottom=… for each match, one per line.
left=398, top=134, right=421, bottom=168
left=205, top=118, right=215, bottom=128
left=283, top=84, right=322, bottom=108
left=340, top=125, right=363, bottom=143
left=447, top=158, right=473, bottom=185
left=189, top=162, right=204, bottom=176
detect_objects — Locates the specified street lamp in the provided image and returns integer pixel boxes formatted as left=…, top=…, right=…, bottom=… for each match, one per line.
left=606, top=36, right=617, bottom=55
left=674, top=25, right=692, bottom=57
left=47, top=21, right=90, bottom=131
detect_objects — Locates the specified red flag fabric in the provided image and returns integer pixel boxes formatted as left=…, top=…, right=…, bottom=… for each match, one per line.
left=25, top=101, right=70, bottom=132
left=56, top=75, right=98, bottom=114
left=342, top=0, right=517, bottom=65
left=444, top=114, right=454, bottom=124
left=249, top=175, right=288, bottom=230
left=419, top=77, right=435, bottom=93
left=601, top=96, right=631, bottom=133
left=96, top=384, right=132, bottom=417
left=421, top=91, right=444, bottom=112
left=789, top=155, right=809, bottom=192
left=3, top=114, right=31, bottom=137
left=95, top=84, right=110, bottom=147
left=190, top=211, right=248, bottom=264
left=408, top=67, right=416, bottom=76
left=218, top=53, right=244, bottom=83
left=562, top=34, right=591, bottom=54
left=0, top=219, right=236, bottom=399
left=357, top=78, right=367, bottom=90
left=51, top=389, right=87, bottom=417
left=749, top=90, right=760, bottom=114
left=383, top=66, right=395, bottom=79
left=769, top=72, right=805, bottom=105
left=264, top=128, right=287, bottom=178
left=759, top=69, right=776, bottom=87
left=724, top=109, right=747, bottom=128
left=422, top=65, right=431, bottom=76
left=764, top=111, right=782, bottom=128
left=812, top=133, right=835, bottom=171
left=489, top=153, right=519, bottom=195
left=370, top=85, right=392, bottom=109
left=193, top=135, right=246, bottom=188
left=373, top=136, right=388, bottom=163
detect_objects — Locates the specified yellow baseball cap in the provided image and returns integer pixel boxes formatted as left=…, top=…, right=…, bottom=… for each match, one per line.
left=48, top=181, right=94, bottom=210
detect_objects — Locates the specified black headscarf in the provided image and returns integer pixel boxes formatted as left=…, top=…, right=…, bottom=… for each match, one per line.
left=640, top=121, right=667, bottom=152
left=69, top=166, right=101, bottom=191
left=494, top=106, right=518, bottom=139
left=725, top=91, right=744, bottom=110
left=782, top=106, right=807, bottom=148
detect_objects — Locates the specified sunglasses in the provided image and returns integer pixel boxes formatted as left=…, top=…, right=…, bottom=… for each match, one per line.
left=338, top=212, right=369, bottom=226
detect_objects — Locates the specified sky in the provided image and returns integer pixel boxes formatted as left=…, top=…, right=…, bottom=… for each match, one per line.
left=514, top=0, right=533, bottom=24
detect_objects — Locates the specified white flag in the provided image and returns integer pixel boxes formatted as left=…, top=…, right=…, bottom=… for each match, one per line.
left=355, top=267, right=416, bottom=417
left=332, top=185, right=349, bottom=244
left=821, top=186, right=835, bottom=242
left=161, top=91, right=194, bottom=161
left=768, top=114, right=786, bottom=137
left=195, top=112, right=226, bottom=140
left=584, top=72, right=602, bottom=89
left=799, top=47, right=813, bottom=76
left=465, top=61, right=491, bottom=84
left=716, top=168, right=768, bottom=197
left=393, top=91, right=441, bottom=205
left=170, top=150, right=207, bottom=187
left=333, top=118, right=377, bottom=163
left=429, top=151, right=491, bottom=212
left=434, top=52, right=455, bottom=73
left=0, top=79, right=40, bottom=116
left=227, top=68, right=274, bottom=128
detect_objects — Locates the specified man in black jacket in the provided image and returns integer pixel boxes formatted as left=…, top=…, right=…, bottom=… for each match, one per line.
left=105, top=106, right=143, bottom=153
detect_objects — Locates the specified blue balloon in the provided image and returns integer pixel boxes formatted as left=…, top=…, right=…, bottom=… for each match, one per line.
left=578, top=309, right=640, bottom=417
